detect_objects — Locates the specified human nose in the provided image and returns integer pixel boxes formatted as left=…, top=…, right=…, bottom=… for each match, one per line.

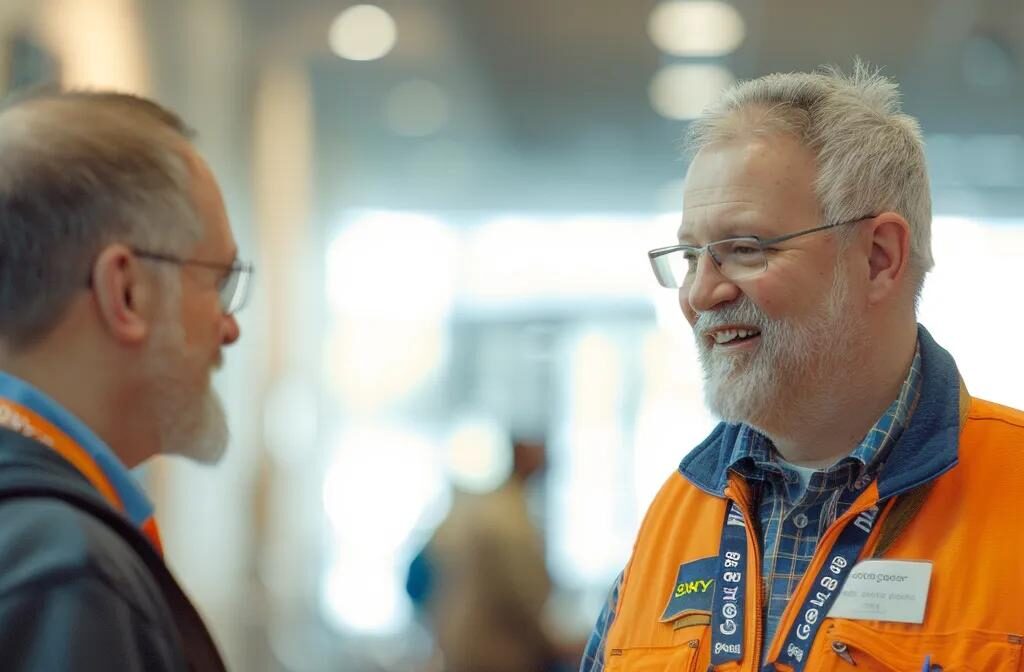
left=681, top=252, right=741, bottom=318
left=221, top=313, right=241, bottom=345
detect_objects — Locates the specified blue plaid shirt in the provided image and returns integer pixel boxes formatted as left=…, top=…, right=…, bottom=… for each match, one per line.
left=580, top=346, right=923, bottom=671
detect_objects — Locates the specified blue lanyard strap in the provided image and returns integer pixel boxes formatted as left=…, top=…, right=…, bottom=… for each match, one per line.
left=708, top=490, right=882, bottom=671
left=769, top=503, right=881, bottom=671
left=710, top=501, right=749, bottom=665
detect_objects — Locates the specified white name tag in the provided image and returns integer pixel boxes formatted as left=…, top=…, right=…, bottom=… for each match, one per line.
left=828, top=560, right=932, bottom=624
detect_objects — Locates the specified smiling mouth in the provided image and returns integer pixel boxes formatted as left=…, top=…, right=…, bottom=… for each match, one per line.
left=709, top=327, right=762, bottom=346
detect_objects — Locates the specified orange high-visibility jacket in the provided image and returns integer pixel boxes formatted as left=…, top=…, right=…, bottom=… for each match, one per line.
left=603, top=327, right=1024, bottom=671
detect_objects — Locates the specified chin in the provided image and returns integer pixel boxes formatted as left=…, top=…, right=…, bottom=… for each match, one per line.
left=703, top=363, right=781, bottom=428
left=160, top=390, right=230, bottom=465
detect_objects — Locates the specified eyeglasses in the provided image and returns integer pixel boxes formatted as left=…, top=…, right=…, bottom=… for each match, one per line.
left=647, top=215, right=875, bottom=289
left=132, top=249, right=254, bottom=315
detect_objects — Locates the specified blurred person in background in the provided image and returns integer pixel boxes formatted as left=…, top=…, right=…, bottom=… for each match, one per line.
left=582, top=63, right=1024, bottom=671
left=414, top=437, right=579, bottom=672
left=0, top=91, right=250, bottom=671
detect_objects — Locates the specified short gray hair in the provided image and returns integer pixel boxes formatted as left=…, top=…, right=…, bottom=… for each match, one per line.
left=0, top=90, right=203, bottom=350
left=687, top=61, right=933, bottom=301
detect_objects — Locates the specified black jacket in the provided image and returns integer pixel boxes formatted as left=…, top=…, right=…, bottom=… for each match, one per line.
left=0, top=428, right=227, bottom=671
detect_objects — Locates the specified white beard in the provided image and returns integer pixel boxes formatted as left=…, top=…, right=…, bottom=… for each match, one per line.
left=695, top=262, right=861, bottom=431
left=143, top=306, right=229, bottom=465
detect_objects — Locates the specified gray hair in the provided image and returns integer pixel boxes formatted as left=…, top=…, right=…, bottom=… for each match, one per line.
left=687, top=61, right=933, bottom=301
left=0, top=90, right=203, bottom=350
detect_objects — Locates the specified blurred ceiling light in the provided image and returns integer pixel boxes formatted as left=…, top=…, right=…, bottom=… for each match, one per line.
left=445, top=418, right=512, bottom=493
left=385, top=79, right=450, bottom=137
left=647, top=0, right=745, bottom=57
left=329, top=4, right=397, bottom=61
left=40, top=0, right=149, bottom=92
left=649, top=64, right=734, bottom=120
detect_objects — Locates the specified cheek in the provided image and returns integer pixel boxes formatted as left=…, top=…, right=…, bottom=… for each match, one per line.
left=181, top=300, right=224, bottom=349
left=741, top=275, right=800, bottom=320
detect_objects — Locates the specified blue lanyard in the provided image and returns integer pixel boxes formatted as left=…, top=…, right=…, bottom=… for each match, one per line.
left=770, top=502, right=881, bottom=670
left=709, top=495, right=882, bottom=671
left=710, top=502, right=749, bottom=665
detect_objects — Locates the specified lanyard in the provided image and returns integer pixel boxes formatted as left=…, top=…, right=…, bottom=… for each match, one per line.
left=708, top=492, right=881, bottom=671
left=769, top=502, right=880, bottom=670
left=0, top=397, right=163, bottom=554
left=710, top=501, right=749, bottom=664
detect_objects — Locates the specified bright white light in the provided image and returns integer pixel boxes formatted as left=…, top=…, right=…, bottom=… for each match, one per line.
left=461, top=214, right=665, bottom=308
left=322, top=560, right=408, bottom=634
left=919, top=216, right=1024, bottom=410
left=329, top=5, right=397, bottom=61
left=326, top=211, right=457, bottom=320
left=648, top=1, right=746, bottom=57
left=445, top=417, right=512, bottom=493
left=321, top=427, right=449, bottom=635
left=322, top=427, right=446, bottom=545
left=324, top=212, right=456, bottom=411
left=649, top=64, right=735, bottom=120
left=632, top=329, right=715, bottom=511
left=548, top=330, right=631, bottom=586
left=385, top=80, right=450, bottom=137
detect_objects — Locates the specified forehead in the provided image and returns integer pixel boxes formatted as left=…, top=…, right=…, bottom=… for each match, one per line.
left=186, top=151, right=235, bottom=257
left=678, top=135, right=820, bottom=241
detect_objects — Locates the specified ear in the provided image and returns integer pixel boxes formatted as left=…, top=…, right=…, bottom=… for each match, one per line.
left=865, top=212, right=912, bottom=305
left=89, top=245, right=154, bottom=346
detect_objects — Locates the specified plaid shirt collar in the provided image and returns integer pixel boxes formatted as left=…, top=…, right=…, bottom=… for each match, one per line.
left=726, top=343, right=924, bottom=487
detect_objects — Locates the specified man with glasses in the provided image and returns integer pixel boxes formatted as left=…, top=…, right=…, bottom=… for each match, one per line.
left=581, top=64, right=1024, bottom=672
left=0, top=91, right=250, bottom=670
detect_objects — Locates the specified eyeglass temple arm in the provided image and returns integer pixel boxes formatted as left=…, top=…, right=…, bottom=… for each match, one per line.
left=758, top=215, right=876, bottom=246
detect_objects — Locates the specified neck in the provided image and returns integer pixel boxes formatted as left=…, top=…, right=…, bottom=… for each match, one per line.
left=0, top=335, right=155, bottom=468
left=762, top=320, right=918, bottom=469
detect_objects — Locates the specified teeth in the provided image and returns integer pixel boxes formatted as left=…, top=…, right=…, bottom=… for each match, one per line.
left=712, top=328, right=760, bottom=345
left=714, top=329, right=737, bottom=344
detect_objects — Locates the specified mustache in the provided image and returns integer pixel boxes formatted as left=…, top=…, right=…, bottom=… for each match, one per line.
left=694, top=297, right=769, bottom=335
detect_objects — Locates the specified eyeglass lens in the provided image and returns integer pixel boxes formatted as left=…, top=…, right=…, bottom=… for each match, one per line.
left=219, top=267, right=251, bottom=315
left=652, top=239, right=768, bottom=289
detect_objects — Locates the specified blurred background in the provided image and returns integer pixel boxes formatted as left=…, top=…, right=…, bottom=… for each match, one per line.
left=1, top=0, right=1022, bottom=670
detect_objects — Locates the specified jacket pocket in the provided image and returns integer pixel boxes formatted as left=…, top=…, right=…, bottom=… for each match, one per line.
left=812, top=619, right=1023, bottom=671
left=607, top=636, right=704, bottom=672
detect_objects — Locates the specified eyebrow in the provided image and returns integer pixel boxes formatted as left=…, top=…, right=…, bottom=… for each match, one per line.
left=677, top=222, right=772, bottom=244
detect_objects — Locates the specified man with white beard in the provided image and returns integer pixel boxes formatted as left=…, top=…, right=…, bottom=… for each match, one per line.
left=0, top=91, right=250, bottom=670
left=581, top=64, right=1024, bottom=672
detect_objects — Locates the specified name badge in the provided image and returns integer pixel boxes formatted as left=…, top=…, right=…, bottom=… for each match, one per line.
left=828, top=560, right=932, bottom=624
left=660, top=556, right=717, bottom=622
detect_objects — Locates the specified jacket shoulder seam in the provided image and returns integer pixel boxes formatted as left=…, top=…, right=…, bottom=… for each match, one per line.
left=966, top=413, right=1024, bottom=431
